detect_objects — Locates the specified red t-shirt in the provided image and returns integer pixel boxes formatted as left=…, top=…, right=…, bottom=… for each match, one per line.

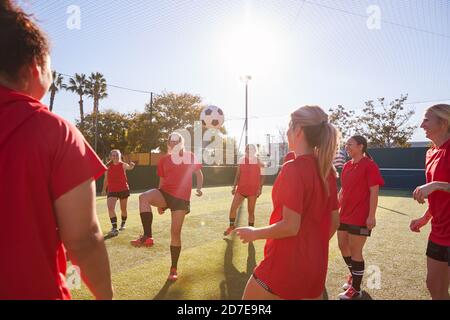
left=339, top=157, right=384, bottom=226
left=426, top=138, right=450, bottom=246
left=236, top=156, right=262, bottom=196
left=0, top=85, right=106, bottom=300
left=254, top=155, right=339, bottom=299
left=283, top=151, right=296, bottom=164
left=107, top=162, right=129, bottom=192
left=157, top=151, right=202, bottom=201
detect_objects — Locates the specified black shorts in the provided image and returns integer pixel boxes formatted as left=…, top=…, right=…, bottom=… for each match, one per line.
left=338, top=223, right=372, bottom=237
left=107, top=190, right=130, bottom=199
left=159, top=189, right=190, bottom=214
left=426, top=240, right=450, bottom=266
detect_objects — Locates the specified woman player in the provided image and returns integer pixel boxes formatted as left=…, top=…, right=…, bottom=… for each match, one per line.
left=223, top=144, right=264, bottom=236
left=235, top=105, right=340, bottom=300
left=131, top=133, right=203, bottom=281
left=337, top=135, right=384, bottom=300
left=102, top=149, right=135, bottom=237
left=0, top=0, right=112, bottom=299
left=410, top=104, right=450, bottom=300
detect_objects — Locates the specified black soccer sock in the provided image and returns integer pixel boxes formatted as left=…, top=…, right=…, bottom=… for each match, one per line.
left=351, top=260, right=365, bottom=291
left=121, top=216, right=127, bottom=228
left=343, top=256, right=353, bottom=275
left=110, top=217, right=117, bottom=230
left=229, top=218, right=236, bottom=227
left=170, top=245, right=182, bottom=269
left=140, top=212, right=153, bottom=237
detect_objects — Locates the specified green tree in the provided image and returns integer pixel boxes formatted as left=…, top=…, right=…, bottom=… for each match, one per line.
left=65, top=73, right=88, bottom=126
left=328, top=105, right=361, bottom=142
left=76, top=110, right=130, bottom=159
left=86, top=72, right=108, bottom=151
left=128, top=92, right=204, bottom=153
left=358, top=95, right=416, bottom=148
left=48, top=71, right=65, bottom=112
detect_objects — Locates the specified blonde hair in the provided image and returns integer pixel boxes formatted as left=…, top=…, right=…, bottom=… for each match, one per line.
left=168, top=132, right=185, bottom=152
left=245, top=144, right=259, bottom=157
left=290, top=105, right=340, bottom=192
left=427, top=104, right=450, bottom=132
left=106, top=149, right=121, bottom=166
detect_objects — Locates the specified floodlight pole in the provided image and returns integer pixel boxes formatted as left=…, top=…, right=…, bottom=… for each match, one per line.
left=241, top=75, right=252, bottom=148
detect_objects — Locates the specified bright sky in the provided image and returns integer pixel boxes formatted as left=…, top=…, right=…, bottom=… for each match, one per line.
left=21, top=0, right=450, bottom=147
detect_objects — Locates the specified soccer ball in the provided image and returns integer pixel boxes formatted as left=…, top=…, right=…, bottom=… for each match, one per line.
left=200, top=105, right=224, bottom=129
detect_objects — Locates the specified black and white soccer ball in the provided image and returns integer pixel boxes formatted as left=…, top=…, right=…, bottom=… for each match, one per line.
left=200, top=105, right=224, bottom=129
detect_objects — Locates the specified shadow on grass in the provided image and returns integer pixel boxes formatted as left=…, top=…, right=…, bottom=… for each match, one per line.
left=219, top=239, right=256, bottom=300
left=153, top=280, right=176, bottom=300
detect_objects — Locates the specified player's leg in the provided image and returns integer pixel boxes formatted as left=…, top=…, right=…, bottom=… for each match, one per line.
left=107, top=196, right=119, bottom=236
left=247, top=195, right=257, bottom=227
left=242, top=275, right=281, bottom=300
left=426, top=243, right=450, bottom=299
left=168, top=210, right=187, bottom=281
left=224, top=193, right=245, bottom=236
left=119, top=195, right=128, bottom=230
left=337, top=229, right=352, bottom=289
left=339, top=233, right=367, bottom=299
left=131, top=189, right=167, bottom=247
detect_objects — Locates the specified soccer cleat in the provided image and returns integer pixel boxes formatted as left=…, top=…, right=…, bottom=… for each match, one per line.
left=223, top=225, right=236, bottom=236
left=342, top=274, right=353, bottom=291
left=338, top=286, right=362, bottom=300
left=119, top=223, right=126, bottom=231
left=130, top=235, right=154, bottom=247
left=168, top=267, right=178, bottom=281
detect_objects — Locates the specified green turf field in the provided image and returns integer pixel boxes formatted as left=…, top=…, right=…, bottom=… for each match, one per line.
left=71, top=186, right=432, bottom=300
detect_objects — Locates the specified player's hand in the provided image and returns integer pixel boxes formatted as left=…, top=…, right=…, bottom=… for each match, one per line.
left=366, top=216, right=376, bottom=230
left=196, top=189, right=203, bottom=197
left=410, top=217, right=428, bottom=232
left=130, top=161, right=135, bottom=167
left=256, top=188, right=262, bottom=198
left=234, top=227, right=257, bottom=244
left=101, top=190, right=106, bottom=197
left=413, top=182, right=436, bottom=204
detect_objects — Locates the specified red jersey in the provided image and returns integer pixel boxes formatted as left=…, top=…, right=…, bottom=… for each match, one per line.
left=283, top=151, right=296, bottom=164
left=157, top=151, right=202, bottom=201
left=107, top=162, right=129, bottom=192
left=0, top=85, right=106, bottom=299
left=339, top=157, right=384, bottom=226
left=254, top=155, right=339, bottom=299
left=426, top=138, right=450, bottom=246
left=236, top=156, right=262, bottom=196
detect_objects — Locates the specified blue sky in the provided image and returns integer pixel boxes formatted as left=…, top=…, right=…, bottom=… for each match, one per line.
left=21, top=0, right=450, bottom=146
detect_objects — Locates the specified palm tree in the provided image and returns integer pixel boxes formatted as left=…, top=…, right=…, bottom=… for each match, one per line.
left=86, top=72, right=108, bottom=151
left=49, top=71, right=65, bottom=112
left=65, top=73, right=88, bottom=126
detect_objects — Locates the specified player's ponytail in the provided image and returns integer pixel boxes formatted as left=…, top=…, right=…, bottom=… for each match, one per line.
left=290, top=106, right=339, bottom=194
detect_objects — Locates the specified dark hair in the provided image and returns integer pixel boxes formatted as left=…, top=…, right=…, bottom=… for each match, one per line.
left=0, top=0, right=50, bottom=81
left=350, top=135, right=372, bottom=159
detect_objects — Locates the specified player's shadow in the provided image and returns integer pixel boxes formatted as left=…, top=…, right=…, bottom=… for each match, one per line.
left=219, top=239, right=256, bottom=300
left=153, top=280, right=176, bottom=300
